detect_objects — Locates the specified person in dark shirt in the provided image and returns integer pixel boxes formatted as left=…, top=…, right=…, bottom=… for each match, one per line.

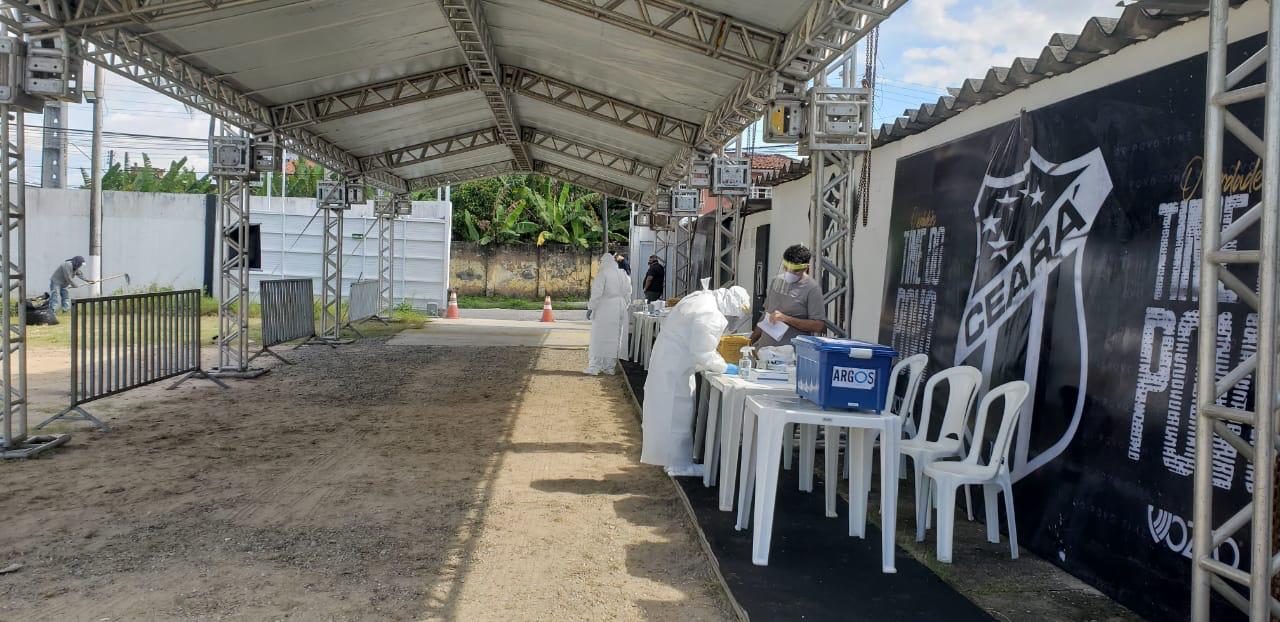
left=615, top=253, right=631, bottom=275
left=643, top=255, right=666, bottom=302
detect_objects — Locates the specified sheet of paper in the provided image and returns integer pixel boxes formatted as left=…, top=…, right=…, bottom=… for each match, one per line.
left=757, top=316, right=788, bottom=342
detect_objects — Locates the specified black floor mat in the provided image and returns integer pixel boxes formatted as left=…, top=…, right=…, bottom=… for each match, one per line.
left=621, top=359, right=992, bottom=622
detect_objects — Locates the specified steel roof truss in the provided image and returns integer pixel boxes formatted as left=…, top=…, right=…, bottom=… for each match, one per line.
left=655, top=0, right=906, bottom=200
left=533, top=160, right=646, bottom=203
left=270, top=65, right=475, bottom=131
left=504, top=67, right=698, bottom=146
left=6, top=2, right=409, bottom=194
left=522, top=127, right=660, bottom=182
left=534, top=0, right=785, bottom=72
left=777, top=0, right=906, bottom=80
left=62, top=0, right=278, bottom=29
left=438, top=0, right=532, bottom=171
left=361, top=127, right=502, bottom=173
left=410, top=159, right=520, bottom=189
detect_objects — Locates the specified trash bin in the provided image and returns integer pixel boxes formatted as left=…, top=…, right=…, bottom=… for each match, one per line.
left=793, top=336, right=898, bottom=411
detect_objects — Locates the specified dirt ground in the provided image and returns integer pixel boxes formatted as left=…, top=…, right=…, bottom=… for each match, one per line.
left=0, top=331, right=732, bottom=621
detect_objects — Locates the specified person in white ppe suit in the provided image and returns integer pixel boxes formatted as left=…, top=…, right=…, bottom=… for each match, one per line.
left=584, top=252, right=631, bottom=375
left=641, top=285, right=750, bottom=476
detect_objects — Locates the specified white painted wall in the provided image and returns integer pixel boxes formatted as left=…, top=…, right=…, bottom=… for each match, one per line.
left=23, top=187, right=452, bottom=311
left=748, top=1, right=1269, bottom=341
left=766, top=178, right=813, bottom=280
left=249, top=197, right=452, bottom=312
left=26, top=188, right=206, bottom=297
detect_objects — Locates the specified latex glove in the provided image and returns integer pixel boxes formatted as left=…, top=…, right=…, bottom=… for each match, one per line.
left=695, top=352, right=729, bottom=375
left=724, top=363, right=739, bottom=376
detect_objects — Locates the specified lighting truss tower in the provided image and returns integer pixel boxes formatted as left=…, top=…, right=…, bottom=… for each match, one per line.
left=674, top=216, right=694, bottom=296
left=805, top=52, right=866, bottom=338
left=377, top=206, right=396, bottom=316
left=1192, top=1, right=1280, bottom=619
left=810, top=150, right=855, bottom=336
left=713, top=198, right=740, bottom=288
left=317, top=204, right=351, bottom=343
left=651, top=207, right=673, bottom=294
left=1, top=18, right=68, bottom=458
left=212, top=121, right=266, bottom=378
left=0, top=98, right=62, bottom=457
left=0, top=102, right=25, bottom=456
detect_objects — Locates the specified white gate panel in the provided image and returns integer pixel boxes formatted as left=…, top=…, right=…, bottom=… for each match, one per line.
left=250, top=197, right=451, bottom=312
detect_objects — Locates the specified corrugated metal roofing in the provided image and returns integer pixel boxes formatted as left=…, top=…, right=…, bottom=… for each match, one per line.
left=873, top=2, right=1215, bottom=145
left=105, top=0, right=846, bottom=199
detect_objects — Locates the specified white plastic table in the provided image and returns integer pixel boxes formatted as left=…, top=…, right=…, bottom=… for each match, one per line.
left=743, top=393, right=902, bottom=572
left=628, top=312, right=662, bottom=367
left=698, top=371, right=796, bottom=512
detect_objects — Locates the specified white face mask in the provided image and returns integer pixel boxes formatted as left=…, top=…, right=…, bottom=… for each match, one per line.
left=782, top=271, right=802, bottom=284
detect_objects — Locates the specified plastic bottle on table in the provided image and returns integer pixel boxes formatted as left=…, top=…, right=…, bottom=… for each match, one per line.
left=738, top=346, right=754, bottom=379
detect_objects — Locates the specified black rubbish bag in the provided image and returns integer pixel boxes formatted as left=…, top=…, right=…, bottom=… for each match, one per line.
left=25, top=294, right=57, bottom=325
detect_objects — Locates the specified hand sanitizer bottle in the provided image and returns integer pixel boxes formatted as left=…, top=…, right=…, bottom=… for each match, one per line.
left=738, top=346, right=754, bottom=379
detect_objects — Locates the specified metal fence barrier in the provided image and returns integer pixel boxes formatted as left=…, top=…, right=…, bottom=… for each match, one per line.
left=38, top=289, right=226, bottom=431
left=343, top=279, right=386, bottom=337
left=253, top=278, right=316, bottom=364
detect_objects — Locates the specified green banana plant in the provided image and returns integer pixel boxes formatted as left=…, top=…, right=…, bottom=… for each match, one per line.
left=521, top=179, right=603, bottom=249
left=83, top=153, right=214, bottom=194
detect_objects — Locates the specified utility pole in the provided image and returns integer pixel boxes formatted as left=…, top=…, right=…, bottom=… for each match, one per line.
left=88, top=67, right=104, bottom=296
left=601, top=194, right=609, bottom=255
left=41, top=101, right=66, bottom=189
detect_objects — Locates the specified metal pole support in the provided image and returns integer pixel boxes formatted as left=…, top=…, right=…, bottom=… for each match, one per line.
left=211, top=121, right=267, bottom=378
left=810, top=149, right=855, bottom=337
left=713, top=197, right=740, bottom=288
left=308, top=206, right=353, bottom=345
left=377, top=212, right=396, bottom=318
left=0, top=58, right=68, bottom=457
left=1192, top=0, right=1280, bottom=618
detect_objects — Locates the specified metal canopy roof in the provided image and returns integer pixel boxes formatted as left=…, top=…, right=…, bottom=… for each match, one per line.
left=10, top=0, right=903, bottom=201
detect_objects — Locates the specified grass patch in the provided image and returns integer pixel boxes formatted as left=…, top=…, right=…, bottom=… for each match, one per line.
left=199, top=296, right=261, bottom=318
left=457, top=295, right=543, bottom=310
left=456, top=294, right=587, bottom=310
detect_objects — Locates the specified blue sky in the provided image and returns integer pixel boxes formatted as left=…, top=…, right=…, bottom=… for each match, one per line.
left=873, top=0, right=1128, bottom=124
left=27, top=0, right=1131, bottom=184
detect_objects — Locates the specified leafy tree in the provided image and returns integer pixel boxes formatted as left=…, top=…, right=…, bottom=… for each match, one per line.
left=248, top=159, right=335, bottom=197
left=434, top=173, right=631, bottom=248
left=460, top=177, right=540, bottom=245
left=518, top=177, right=603, bottom=249
left=82, top=153, right=214, bottom=194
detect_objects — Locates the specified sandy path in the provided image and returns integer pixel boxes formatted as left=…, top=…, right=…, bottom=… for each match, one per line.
left=0, top=334, right=730, bottom=621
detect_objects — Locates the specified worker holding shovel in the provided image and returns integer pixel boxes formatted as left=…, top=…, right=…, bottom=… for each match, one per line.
left=49, top=255, right=90, bottom=312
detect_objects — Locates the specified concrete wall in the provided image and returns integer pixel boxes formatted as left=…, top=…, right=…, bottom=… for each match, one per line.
left=26, top=188, right=206, bottom=296
left=449, top=242, right=595, bottom=299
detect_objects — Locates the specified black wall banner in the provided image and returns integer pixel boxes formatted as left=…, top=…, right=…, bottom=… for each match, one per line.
left=879, top=36, right=1266, bottom=621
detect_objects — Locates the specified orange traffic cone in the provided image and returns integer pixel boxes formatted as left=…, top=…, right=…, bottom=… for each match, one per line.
left=445, top=291, right=461, bottom=319
left=540, top=295, right=555, bottom=323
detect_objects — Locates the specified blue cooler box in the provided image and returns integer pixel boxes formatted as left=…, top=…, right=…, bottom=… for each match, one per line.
left=793, top=336, right=899, bottom=411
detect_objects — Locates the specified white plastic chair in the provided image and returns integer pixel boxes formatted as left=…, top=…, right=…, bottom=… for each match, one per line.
left=923, top=380, right=1031, bottom=564
left=901, top=365, right=983, bottom=542
left=831, top=353, right=930, bottom=527
left=826, top=354, right=928, bottom=502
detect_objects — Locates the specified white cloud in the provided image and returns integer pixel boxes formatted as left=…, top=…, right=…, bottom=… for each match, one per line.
left=887, top=0, right=1125, bottom=87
